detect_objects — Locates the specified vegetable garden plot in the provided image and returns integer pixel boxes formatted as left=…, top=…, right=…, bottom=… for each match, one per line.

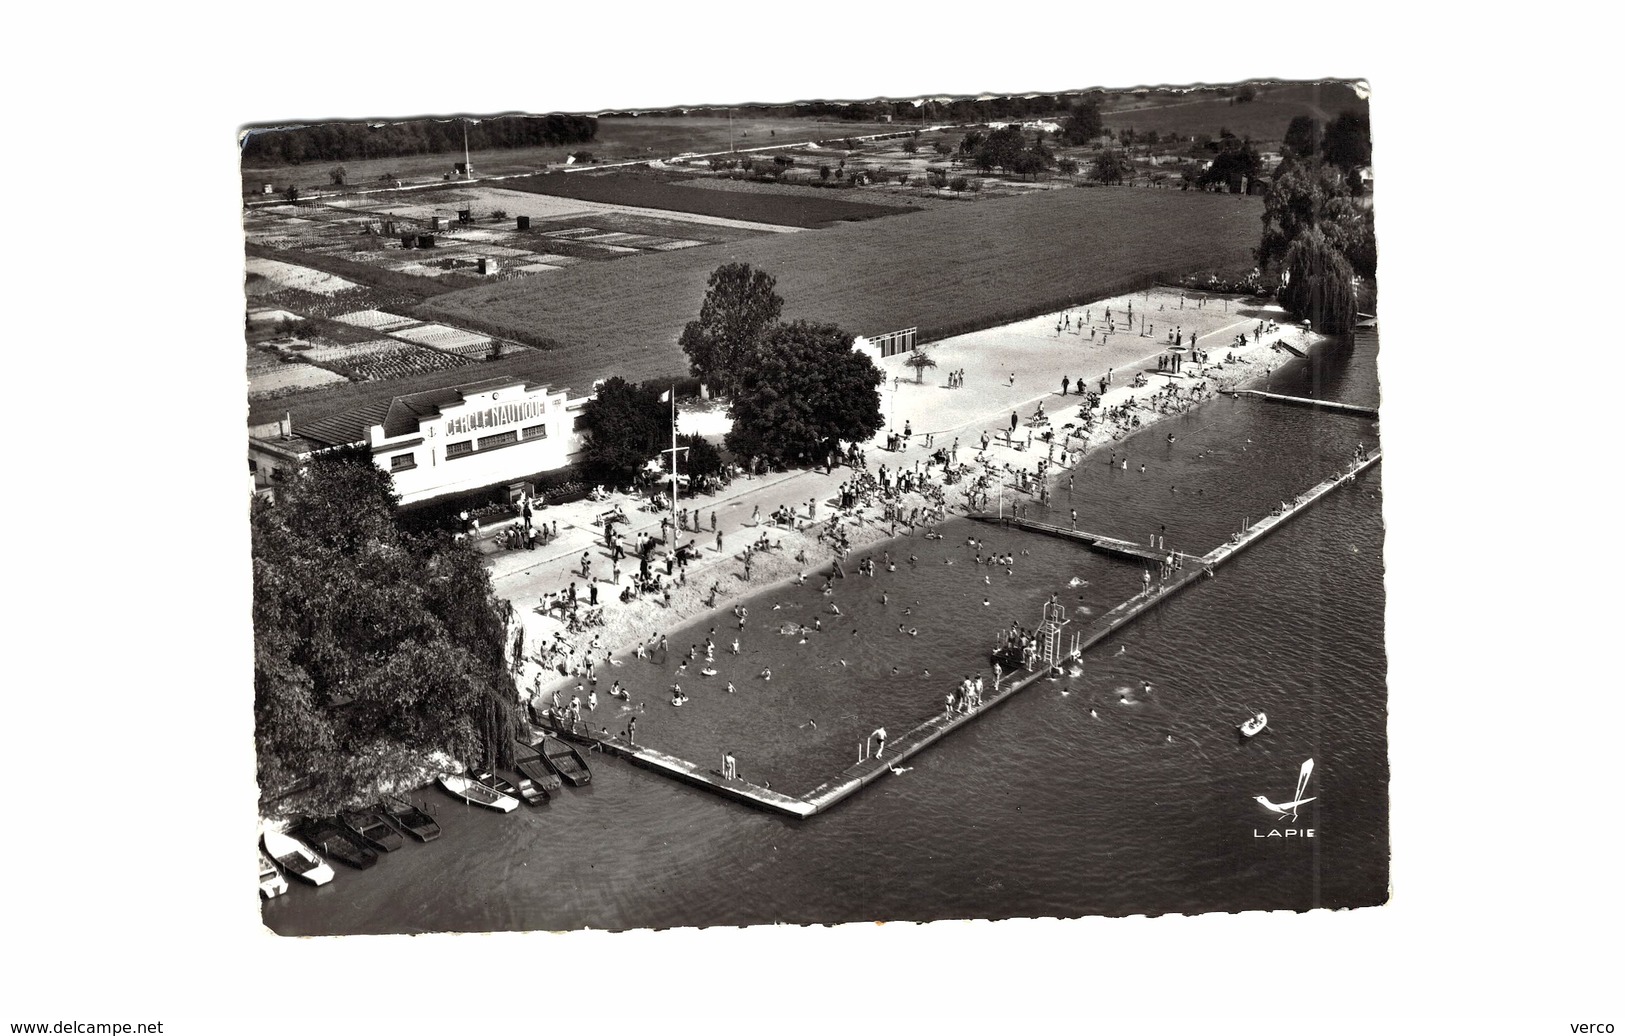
left=302, top=338, right=400, bottom=362
left=320, top=343, right=470, bottom=381
left=332, top=309, right=416, bottom=331
left=245, top=257, right=357, bottom=295
left=249, top=362, right=351, bottom=397
left=390, top=323, right=493, bottom=352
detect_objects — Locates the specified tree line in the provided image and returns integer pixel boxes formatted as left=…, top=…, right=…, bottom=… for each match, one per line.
left=241, top=114, right=599, bottom=167
left=254, top=447, right=523, bottom=814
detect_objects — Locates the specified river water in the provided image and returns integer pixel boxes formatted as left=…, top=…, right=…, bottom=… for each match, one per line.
left=264, top=329, right=1386, bottom=934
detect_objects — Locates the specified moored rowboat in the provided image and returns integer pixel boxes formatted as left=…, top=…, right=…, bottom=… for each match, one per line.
left=1239, top=711, right=1268, bottom=738
left=438, top=773, right=519, bottom=813
left=262, top=828, right=335, bottom=887
left=295, top=817, right=379, bottom=870
left=342, top=809, right=405, bottom=853
left=380, top=794, right=441, bottom=842
left=538, top=736, right=592, bottom=787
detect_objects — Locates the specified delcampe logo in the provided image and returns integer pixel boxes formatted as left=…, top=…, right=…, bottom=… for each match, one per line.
left=1253, top=758, right=1317, bottom=839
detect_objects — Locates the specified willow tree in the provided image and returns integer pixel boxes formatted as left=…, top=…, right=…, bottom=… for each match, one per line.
left=253, top=449, right=521, bottom=815
left=1280, top=227, right=1359, bottom=334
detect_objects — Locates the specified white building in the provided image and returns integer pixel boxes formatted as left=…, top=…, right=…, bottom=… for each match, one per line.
left=249, top=377, right=588, bottom=506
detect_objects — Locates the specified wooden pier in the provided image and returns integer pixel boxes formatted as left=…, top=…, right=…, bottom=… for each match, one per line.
left=968, top=514, right=1199, bottom=566
left=535, top=720, right=816, bottom=818
left=1230, top=389, right=1379, bottom=418
left=550, top=453, right=1382, bottom=819
left=1201, top=450, right=1382, bottom=567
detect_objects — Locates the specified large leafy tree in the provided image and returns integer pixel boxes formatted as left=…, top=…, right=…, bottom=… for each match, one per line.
left=1092, top=149, right=1130, bottom=184
left=1258, top=160, right=1376, bottom=281
left=1281, top=115, right=1322, bottom=161
left=679, top=433, right=724, bottom=482
left=678, top=262, right=784, bottom=397
left=577, top=376, right=667, bottom=486
left=1200, top=140, right=1263, bottom=192
left=725, top=321, right=883, bottom=468
left=253, top=450, right=521, bottom=815
left=1321, top=111, right=1372, bottom=187
left=975, top=125, right=1026, bottom=175
left=1062, top=99, right=1103, bottom=145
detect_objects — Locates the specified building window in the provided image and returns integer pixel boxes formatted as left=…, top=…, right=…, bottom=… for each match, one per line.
left=390, top=453, right=416, bottom=472
left=522, top=423, right=548, bottom=440
left=446, top=440, right=473, bottom=459
left=478, top=430, right=518, bottom=450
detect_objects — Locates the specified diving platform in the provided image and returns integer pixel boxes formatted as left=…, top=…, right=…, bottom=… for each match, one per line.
left=1230, top=389, right=1379, bottom=418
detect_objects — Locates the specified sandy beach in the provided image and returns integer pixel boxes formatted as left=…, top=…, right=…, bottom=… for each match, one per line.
left=496, top=286, right=1322, bottom=706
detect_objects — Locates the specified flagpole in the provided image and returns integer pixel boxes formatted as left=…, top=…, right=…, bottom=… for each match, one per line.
left=669, top=386, right=678, bottom=545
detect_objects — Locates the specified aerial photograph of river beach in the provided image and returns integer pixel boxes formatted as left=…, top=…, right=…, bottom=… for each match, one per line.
left=246, top=79, right=1385, bottom=934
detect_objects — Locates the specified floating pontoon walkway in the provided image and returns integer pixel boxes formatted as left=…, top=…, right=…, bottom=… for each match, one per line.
left=548, top=452, right=1382, bottom=818
left=966, top=514, right=1200, bottom=566
left=1229, top=389, right=1379, bottom=418
left=1201, top=450, right=1382, bottom=567
left=535, top=720, right=816, bottom=818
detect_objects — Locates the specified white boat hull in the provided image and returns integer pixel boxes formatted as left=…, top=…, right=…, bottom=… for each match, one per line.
left=262, top=829, right=335, bottom=886
left=439, top=774, right=519, bottom=813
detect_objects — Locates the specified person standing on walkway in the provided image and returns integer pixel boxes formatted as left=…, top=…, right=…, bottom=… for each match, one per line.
left=716, top=529, right=724, bottom=553
left=723, top=751, right=738, bottom=780
left=1010, top=411, right=1019, bottom=433
left=1061, top=375, right=1070, bottom=396
left=580, top=551, right=591, bottom=579
left=1071, top=508, right=1078, bottom=529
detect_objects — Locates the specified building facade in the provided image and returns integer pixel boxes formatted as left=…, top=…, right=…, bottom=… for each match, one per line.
left=249, top=377, right=588, bottom=506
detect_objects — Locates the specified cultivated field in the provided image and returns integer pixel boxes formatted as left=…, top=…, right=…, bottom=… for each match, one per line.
left=250, top=186, right=1260, bottom=427
left=1101, top=82, right=1368, bottom=142
left=501, top=169, right=913, bottom=228
left=241, top=115, right=908, bottom=196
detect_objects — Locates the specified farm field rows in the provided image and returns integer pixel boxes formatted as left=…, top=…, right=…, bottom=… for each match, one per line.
left=248, top=186, right=1261, bottom=428
left=241, top=115, right=909, bottom=196
left=500, top=169, right=914, bottom=228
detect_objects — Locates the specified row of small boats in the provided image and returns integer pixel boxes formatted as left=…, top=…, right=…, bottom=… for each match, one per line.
left=260, top=737, right=590, bottom=898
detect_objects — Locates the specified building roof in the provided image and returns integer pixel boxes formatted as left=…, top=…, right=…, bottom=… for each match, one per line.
left=296, top=400, right=390, bottom=448
left=295, top=377, right=549, bottom=444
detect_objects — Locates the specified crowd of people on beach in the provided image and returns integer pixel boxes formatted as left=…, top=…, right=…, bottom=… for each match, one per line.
left=510, top=291, right=1317, bottom=776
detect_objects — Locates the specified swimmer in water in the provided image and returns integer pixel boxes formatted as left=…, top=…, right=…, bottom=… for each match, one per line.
left=909, top=628, right=919, bottom=636
left=1116, top=646, right=1127, bottom=656
left=726, top=682, right=736, bottom=694
left=882, top=592, right=889, bottom=605
left=760, top=668, right=772, bottom=680
left=1090, top=709, right=1099, bottom=719
left=982, top=598, right=990, bottom=606
left=814, top=618, right=822, bottom=631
